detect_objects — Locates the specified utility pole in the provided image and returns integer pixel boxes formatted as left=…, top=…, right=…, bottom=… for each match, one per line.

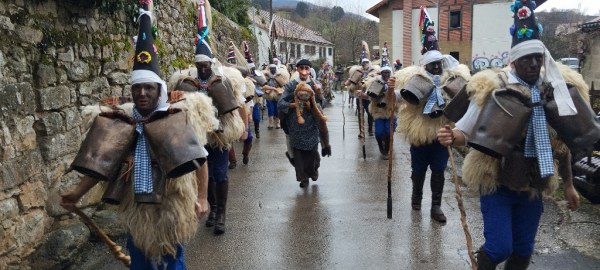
left=269, top=0, right=274, bottom=62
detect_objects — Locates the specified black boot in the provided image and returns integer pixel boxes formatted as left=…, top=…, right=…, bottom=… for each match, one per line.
left=504, top=254, right=531, bottom=270
left=205, top=182, right=217, bottom=227
left=367, top=114, right=374, bottom=136
left=430, top=172, right=447, bottom=223
left=214, top=182, right=229, bottom=235
left=411, top=173, right=426, bottom=210
left=228, top=148, right=237, bottom=169
left=254, top=122, right=260, bottom=139
left=376, top=137, right=385, bottom=155
left=242, top=143, right=252, bottom=165
left=477, top=249, right=499, bottom=270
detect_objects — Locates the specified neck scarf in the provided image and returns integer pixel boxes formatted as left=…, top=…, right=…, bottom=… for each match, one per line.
left=423, top=74, right=445, bottom=115
left=513, top=73, right=554, bottom=178
left=132, top=108, right=154, bottom=194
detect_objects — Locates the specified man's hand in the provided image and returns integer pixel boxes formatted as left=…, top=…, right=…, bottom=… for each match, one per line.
left=321, top=145, right=332, bottom=157
left=388, top=77, right=396, bottom=89
left=437, top=125, right=455, bottom=147
left=564, top=183, right=580, bottom=211
left=60, top=191, right=83, bottom=208
left=195, top=199, right=209, bottom=219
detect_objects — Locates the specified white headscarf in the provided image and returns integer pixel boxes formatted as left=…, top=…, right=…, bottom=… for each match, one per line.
left=509, top=39, right=577, bottom=116
left=130, top=69, right=169, bottom=112
left=420, top=50, right=460, bottom=71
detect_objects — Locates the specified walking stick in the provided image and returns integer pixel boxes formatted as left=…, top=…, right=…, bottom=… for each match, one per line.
left=387, top=88, right=395, bottom=219
left=447, top=145, right=477, bottom=270
left=63, top=205, right=131, bottom=267
left=358, top=93, right=366, bottom=160
left=342, top=87, right=346, bottom=140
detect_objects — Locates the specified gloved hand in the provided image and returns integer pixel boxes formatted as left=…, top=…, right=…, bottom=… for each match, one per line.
left=321, top=145, right=332, bottom=157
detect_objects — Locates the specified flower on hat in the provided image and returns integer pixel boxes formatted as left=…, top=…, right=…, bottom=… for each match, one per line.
left=517, top=6, right=531, bottom=20
left=139, top=0, right=152, bottom=5
left=137, top=51, right=152, bottom=64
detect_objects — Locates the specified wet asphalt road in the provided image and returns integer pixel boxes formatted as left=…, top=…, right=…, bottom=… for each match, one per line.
left=83, top=91, right=600, bottom=270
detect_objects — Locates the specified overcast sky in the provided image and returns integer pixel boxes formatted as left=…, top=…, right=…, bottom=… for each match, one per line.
left=300, top=0, right=600, bottom=21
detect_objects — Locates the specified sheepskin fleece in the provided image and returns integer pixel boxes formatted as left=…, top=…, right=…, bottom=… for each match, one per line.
left=243, top=77, right=256, bottom=111
left=395, top=66, right=455, bottom=146
left=169, top=92, right=220, bottom=146
left=222, top=66, right=245, bottom=103
left=365, top=75, right=402, bottom=119
left=462, top=65, right=588, bottom=196
left=207, top=109, right=244, bottom=149
left=120, top=172, right=198, bottom=261
left=80, top=103, right=202, bottom=261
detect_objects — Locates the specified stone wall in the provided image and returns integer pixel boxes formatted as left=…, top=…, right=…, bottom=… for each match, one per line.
left=0, top=0, right=253, bottom=268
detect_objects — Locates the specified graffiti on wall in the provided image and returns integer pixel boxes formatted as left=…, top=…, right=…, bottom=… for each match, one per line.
left=472, top=51, right=509, bottom=72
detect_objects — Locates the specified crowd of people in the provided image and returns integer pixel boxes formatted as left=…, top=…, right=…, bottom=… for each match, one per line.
left=59, top=0, right=597, bottom=269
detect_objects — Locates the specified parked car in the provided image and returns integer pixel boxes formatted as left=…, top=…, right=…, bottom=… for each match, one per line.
left=559, top=57, right=580, bottom=71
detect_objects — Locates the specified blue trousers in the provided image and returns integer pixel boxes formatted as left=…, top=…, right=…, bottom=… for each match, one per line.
left=252, top=105, right=261, bottom=124
left=128, top=235, right=186, bottom=270
left=266, top=100, right=278, bottom=117
left=206, top=146, right=229, bottom=183
left=374, top=118, right=396, bottom=140
left=409, top=141, right=449, bottom=175
left=481, top=186, right=543, bottom=263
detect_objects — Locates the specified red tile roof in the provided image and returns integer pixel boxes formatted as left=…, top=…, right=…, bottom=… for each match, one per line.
left=247, top=7, right=333, bottom=46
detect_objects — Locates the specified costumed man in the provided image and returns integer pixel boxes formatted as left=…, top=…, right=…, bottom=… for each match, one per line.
left=225, top=42, right=254, bottom=169
left=437, top=1, right=582, bottom=268
left=278, top=59, right=331, bottom=188
left=357, top=62, right=400, bottom=160
left=381, top=41, right=390, bottom=68
left=244, top=41, right=267, bottom=139
left=394, top=59, right=403, bottom=72
left=193, top=0, right=245, bottom=235
left=317, top=62, right=334, bottom=106
left=263, top=57, right=286, bottom=129
left=61, top=2, right=212, bottom=268
left=396, top=6, right=471, bottom=223
left=334, top=65, right=344, bottom=91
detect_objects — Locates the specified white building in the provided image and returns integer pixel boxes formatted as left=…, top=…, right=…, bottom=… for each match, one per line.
left=247, top=7, right=334, bottom=68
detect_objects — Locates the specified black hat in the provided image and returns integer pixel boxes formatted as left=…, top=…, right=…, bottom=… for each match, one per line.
left=296, top=59, right=312, bottom=67
left=133, top=2, right=160, bottom=77
left=419, top=6, right=439, bottom=54
left=195, top=0, right=212, bottom=61
left=509, top=0, right=542, bottom=47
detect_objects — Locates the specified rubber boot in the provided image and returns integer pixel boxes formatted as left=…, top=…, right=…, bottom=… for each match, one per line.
left=411, top=173, right=426, bottom=210
left=503, top=254, right=531, bottom=270
left=205, top=182, right=217, bottom=227
left=214, top=182, right=228, bottom=235
left=430, top=171, right=447, bottom=223
left=228, top=148, right=237, bottom=169
left=477, top=249, right=499, bottom=270
left=254, top=122, right=260, bottom=139
left=242, top=143, right=252, bottom=165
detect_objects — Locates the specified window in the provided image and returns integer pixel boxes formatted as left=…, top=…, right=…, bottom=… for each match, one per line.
left=328, top=48, right=333, bottom=56
left=450, top=11, right=461, bottom=28
left=297, top=44, right=301, bottom=56
left=290, top=43, right=295, bottom=58
left=319, top=47, right=323, bottom=58
left=305, top=45, right=316, bottom=55
left=450, top=51, right=460, bottom=61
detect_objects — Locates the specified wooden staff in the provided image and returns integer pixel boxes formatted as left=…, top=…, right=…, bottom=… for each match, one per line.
left=447, top=146, right=477, bottom=270
left=64, top=205, right=131, bottom=267
left=387, top=84, right=396, bottom=219
left=358, top=93, right=366, bottom=160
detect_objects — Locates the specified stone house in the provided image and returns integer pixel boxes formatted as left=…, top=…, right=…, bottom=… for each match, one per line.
left=580, top=16, right=600, bottom=88
left=247, top=7, right=334, bottom=67
left=366, top=0, right=549, bottom=72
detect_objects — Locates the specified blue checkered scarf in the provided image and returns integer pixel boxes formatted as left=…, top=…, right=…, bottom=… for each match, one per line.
left=132, top=108, right=153, bottom=194
left=514, top=75, right=554, bottom=178
left=423, top=74, right=445, bottom=115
